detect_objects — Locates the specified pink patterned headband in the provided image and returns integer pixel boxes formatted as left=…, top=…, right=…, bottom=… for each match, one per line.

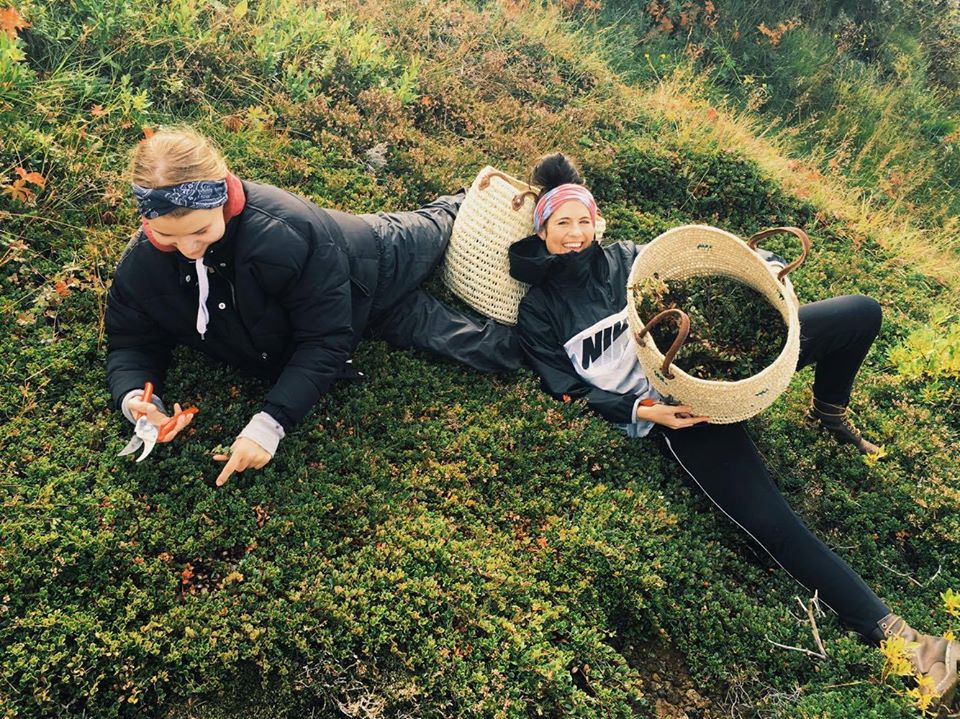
left=533, top=183, right=597, bottom=232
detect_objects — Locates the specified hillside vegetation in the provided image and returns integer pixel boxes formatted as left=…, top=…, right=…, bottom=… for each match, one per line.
left=1, top=1, right=958, bottom=717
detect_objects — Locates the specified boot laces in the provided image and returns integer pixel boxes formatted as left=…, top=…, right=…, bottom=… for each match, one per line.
left=814, top=401, right=864, bottom=441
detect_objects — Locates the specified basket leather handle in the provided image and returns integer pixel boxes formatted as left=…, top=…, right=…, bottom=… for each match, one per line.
left=512, top=189, right=539, bottom=211
left=478, top=170, right=538, bottom=211
left=636, top=308, right=690, bottom=380
left=746, top=227, right=811, bottom=282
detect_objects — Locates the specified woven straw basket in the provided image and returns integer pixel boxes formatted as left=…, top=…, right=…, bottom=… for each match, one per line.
left=443, top=166, right=605, bottom=325
left=625, top=225, right=810, bottom=424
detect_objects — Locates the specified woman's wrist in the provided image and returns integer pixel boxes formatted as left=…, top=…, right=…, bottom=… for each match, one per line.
left=633, top=399, right=654, bottom=423
left=237, top=411, right=285, bottom=457
left=121, top=388, right=167, bottom=423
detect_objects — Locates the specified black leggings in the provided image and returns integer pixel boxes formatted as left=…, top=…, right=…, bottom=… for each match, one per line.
left=657, top=295, right=889, bottom=639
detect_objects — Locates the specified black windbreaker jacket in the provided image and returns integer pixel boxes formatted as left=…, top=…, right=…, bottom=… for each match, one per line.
left=105, top=180, right=381, bottom=430
left=509, top=236, right=645, bottom=425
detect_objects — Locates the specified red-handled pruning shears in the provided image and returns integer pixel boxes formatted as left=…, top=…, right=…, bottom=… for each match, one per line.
left=118, top=382, right=199, bottom=462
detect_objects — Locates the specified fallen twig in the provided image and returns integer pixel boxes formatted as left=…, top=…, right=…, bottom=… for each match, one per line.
left=798, top=591, right=828, bottom=658
left=765, top=636, right=827, bottom=659
left=924, top=563, right=943, bottom=587
left=767, top=592, right=829, bottom=660
left=878, top=560, right=923, bottom=587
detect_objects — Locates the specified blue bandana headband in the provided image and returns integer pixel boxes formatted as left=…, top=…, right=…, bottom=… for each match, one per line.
left=133, top=179, right=229, bottom=218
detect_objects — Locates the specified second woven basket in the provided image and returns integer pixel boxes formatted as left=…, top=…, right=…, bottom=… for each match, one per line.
left=625, top=225, right=810, bottom=424
left=442, top=166, right=606, bottom=325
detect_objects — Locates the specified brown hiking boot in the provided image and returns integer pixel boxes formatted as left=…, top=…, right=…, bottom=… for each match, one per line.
left=877, top=613, right=960, bottom=708
left=805, top=397, right=881, bottom=456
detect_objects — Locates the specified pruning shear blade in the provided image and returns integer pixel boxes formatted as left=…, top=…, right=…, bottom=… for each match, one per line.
left=117, top=416, right=159, bottom=462
left=118, top=382, right=198, bottom=462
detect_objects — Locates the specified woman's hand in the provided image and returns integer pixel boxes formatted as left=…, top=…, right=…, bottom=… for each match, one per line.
left=636, top=402, right=710, bottom=429
left=127, top=398, right=195, bottom=442
left=213, top=437, right=272, bottom=487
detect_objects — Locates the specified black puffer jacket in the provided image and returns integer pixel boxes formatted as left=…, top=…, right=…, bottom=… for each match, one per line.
left=509, top=236, right=644, bottom=425
left=106, top=181, right=381, bottom=430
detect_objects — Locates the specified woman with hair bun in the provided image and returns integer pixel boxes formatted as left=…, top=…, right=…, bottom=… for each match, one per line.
left=508, top=152, right=957, bottom=705
left=107, top=126, right=520, bottom=486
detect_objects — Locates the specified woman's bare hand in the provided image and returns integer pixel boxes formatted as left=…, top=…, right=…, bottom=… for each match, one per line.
left=127, top=399, right=195, bottom=442
left=213, top=437, right=272, bottom=487
left=636, top=402, right=710, bottom=429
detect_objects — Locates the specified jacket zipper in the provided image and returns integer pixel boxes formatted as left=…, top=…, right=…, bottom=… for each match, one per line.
left=220, top=270, right=238, bottom=309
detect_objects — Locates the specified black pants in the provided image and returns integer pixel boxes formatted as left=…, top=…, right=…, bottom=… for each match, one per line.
left=359, top=193, right=522, bottom=373
left=657, top=295, right=889, bottom=639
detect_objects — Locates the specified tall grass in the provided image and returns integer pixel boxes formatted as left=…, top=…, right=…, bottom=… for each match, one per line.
left=589, top=0, right=960, bottom=288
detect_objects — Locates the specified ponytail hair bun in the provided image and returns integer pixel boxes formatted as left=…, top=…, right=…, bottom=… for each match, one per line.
left=531, top=153, right=583, bottom=196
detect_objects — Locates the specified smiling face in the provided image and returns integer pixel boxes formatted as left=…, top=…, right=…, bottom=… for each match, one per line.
left=144, top=207, right=226, bottom=260
left=538, top=199, right=596, bottom=255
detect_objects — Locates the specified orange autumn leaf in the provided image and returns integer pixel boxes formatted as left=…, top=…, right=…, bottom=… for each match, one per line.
left=14, top=167, right=45, bottom=188
left=0, top=6, right=29, bottom=39
left=2, top=180, right=33, bottom=203
left=91, top=104, right=106, bottom=118
left=54, top=280, right=70, bottom=298
left=706, top=107, right=719, bottom=122
left=757, top=18, right=801, bottom=47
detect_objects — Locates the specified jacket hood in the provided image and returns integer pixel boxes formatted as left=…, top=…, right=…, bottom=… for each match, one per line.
left=509, top=235, right=554, bottom=285
left=509, top=234, right=600, bottom=287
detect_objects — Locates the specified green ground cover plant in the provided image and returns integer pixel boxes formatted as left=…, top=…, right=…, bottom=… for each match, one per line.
left=631, top=274, right=787, bottom=381
left=1, top=1, right=958, bottom=717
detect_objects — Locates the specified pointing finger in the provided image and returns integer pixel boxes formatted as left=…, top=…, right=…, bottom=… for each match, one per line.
left=216, top=454, right=241, bottom=487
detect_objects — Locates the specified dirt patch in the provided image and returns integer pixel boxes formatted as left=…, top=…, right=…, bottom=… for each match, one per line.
left=619, top=638, right=730, bottom=719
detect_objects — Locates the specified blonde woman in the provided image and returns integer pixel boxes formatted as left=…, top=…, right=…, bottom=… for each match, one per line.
left=107, top=127, right=519, bottom=486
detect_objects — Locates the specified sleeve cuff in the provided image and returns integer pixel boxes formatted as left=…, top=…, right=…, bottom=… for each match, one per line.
left=238, top=411, right=285, bottom=457
left=121, top=389, right=167, bottom=424
left=611, top=393, right=640, bottom=424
